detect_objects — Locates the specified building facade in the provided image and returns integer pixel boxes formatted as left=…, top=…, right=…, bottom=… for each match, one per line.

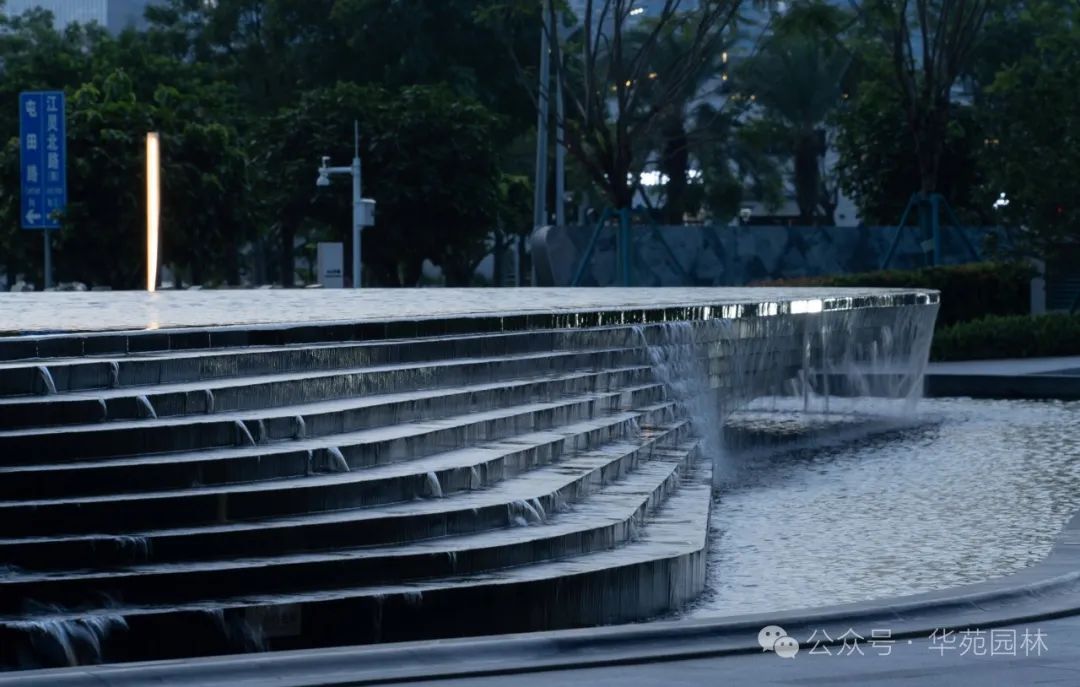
left=4, top=0, right=157, bottom=32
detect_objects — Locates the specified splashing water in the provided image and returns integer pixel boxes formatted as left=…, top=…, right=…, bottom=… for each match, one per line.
left=97, top=399, right=108, bottom=421
left=294, top=415, right=306, bottom=440
left=36, top=366, right=56, bottom=395
left=11, top=613, right=128, bottom=667
left=325, top=447, right=350, bottom=473
left=136, top=395, right=157, bottom=420
left=510, top=499, right=544, bottom=525
left=234, top=421, right=256, bottom=447
left=529, top=497, right=546, bottom=522
left=550, top=488, right=569, bottom=515
left=256, top=419, right=268, bottom=444
left=204, top=389, right=215, bottom=414
left=424, top=472, right=443, bottom=498
left=634, top=322, right=725, bottom=479
left=112, top=535, right=151, bottom=562
left=108, top=361, right=120, bottom=388
left=469, top=466, right=482, bottom=490
left=634, top=304, right=938, bottom=485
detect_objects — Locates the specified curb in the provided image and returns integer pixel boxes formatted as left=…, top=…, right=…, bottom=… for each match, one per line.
left=6, top=513, right=1080, bottom=686
left=925, top=373, right=1080, bottom=400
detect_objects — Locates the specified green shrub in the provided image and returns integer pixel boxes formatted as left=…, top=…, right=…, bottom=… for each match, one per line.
left=759, top=262, right=1032, bottom=327
left=931, top=313, right=1080, bottom=361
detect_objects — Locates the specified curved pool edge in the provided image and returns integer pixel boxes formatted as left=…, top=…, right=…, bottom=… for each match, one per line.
left=6, top=510, right=1080, bottom=686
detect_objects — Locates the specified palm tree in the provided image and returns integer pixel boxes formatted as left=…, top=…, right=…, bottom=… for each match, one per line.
left=739, top=30, right=849, bottom=224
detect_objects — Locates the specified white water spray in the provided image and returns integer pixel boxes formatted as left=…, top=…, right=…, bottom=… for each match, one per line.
left=36, top=366, right=56, bottom=395
left=235, top=421, right=256, bottom=447
left=136, top=395, right=157, bottom=419
left=634, top=303, right=938, bottom=486
left=424, top=472, right=443, bottom=498
left=11, top=613, right=128, bottom=667
left=325, top=447, right=350, bottom=473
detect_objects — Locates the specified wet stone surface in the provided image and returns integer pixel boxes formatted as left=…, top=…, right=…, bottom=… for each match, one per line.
left=0, top=287, right=933, bottom=334
left=687, top=397, right=1080, bottom=618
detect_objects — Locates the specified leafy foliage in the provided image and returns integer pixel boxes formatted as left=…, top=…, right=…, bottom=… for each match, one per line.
left=978, top=0, right=1080, bottom=259
left=932, top=312, right=1080, bottom=361
left=760, top=261, right=1032, bottom=327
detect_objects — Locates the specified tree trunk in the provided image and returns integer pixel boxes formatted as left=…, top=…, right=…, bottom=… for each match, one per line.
left=660, top=120, right=689, bottom=225
left=279, top=220, right=297, bottom=287
left=794, top=133, right=821, bottom=224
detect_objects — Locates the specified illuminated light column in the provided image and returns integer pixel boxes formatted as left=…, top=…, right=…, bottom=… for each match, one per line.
left=146, top=132, right=161, bottom=293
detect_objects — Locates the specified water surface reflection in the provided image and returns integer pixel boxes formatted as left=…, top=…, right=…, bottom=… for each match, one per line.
left=689, top=398, right=1080, bottom=617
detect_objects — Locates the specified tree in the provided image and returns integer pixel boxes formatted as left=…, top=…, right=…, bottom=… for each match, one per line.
left=634, top=19, right=731, bottom=223
left=858, top=0, right=990, bottom=196
left=258, top=83, right=505, bottom=286
left=0, top=10, right=253, bottom=289
left=738, top=32, right=849, bottom=223
left=0, top=8, right=103, bottom=284
left=537, top=0, right=743, bottom=211
left=832, top=60, right=986, bottom=225
left=979, top=0, right=1080, bottom=259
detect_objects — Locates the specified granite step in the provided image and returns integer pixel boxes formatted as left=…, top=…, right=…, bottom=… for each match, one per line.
left=0, top=384, right=670, bottom=537
left=0, top=391, right=667, bottom=500
left=0, top=413, right=689, bottom=571
left=0, top=364, right=652, bottom=464
left=0, top=446, right=711, bottom=667
left=0, top=376, right=664, bottom=469
left=0, top=347, right=644, bottom=430
left=0, top=444, right=694, bottom=613
left=0, top=327, right=643, bottom=398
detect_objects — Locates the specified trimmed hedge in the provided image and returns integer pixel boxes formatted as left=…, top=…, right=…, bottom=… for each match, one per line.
left=931, top=313, right=1080, bottom=361
left=759, top=262, right=1033, bottom=327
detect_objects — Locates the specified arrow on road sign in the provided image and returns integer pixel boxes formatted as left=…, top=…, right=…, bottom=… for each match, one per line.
left=25, top=209, right=41, bottom=224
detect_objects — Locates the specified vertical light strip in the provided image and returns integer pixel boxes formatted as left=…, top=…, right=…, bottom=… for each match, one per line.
left=146, top=132, right=160, bottom=292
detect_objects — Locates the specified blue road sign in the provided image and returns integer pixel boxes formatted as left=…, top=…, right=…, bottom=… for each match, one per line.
left=19, top=91, right=67, bottom=230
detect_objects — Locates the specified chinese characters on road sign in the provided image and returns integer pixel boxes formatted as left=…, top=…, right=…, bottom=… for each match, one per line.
left=20, top=91, right=67, bottom=230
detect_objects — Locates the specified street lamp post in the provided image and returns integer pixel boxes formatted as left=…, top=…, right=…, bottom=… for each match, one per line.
left=317, top=122, right=375, bottom=288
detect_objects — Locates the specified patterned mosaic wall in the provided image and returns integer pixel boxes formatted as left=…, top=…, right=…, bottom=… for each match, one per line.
left=533, top=224, right=997, bottom=287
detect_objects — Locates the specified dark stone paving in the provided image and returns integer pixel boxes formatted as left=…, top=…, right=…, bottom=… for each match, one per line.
left=416, top=614, right=1080, bottom=686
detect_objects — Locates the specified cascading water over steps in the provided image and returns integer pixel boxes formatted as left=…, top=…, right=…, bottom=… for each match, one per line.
left=0, top=289, right=938, bottom=671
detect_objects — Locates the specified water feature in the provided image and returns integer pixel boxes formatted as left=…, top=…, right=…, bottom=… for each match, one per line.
left=35, top=366, right=56, bottom=395
left=136, top=395, right=157, bottom=420
left=10, top=611, right=127, bottom=668
left=636, top=302, right=938, bottom=484
left=234, top=421, right=255, bottom=447
left=424, top=471, right=443, bottom=498
left=686, top=398, right=1080, bottom=617
left=325, top=447, right=350, bottom=474
left=0, top=287, right=948, bottom=670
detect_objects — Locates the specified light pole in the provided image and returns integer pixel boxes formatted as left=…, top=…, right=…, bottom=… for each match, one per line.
left=317, top=122, right=375, bottom=288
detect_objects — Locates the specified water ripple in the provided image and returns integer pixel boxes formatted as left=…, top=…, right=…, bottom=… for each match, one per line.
left=688, top=397, right=1080, bottom=618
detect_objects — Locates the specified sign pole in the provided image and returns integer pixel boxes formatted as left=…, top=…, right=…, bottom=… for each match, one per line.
left=43, top=233, right=52, bottom=289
